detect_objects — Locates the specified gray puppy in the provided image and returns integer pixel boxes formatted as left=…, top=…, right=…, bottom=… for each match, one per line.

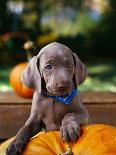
left=7, top=42, right=89, bottom=155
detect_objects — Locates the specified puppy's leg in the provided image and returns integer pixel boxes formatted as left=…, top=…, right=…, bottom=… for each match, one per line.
left=6, top=92, right=45, bottom=155
left=60, top=102, right=89, bottom=142
left=6, top=115, right=43, bottom=155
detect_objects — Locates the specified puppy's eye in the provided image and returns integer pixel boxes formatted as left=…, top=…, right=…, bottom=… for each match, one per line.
left=45, top=64, right=52, bottom=69
left=67, top=63, right=73, bottom=68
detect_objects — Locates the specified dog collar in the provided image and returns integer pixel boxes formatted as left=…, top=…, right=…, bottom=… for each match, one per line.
left=47, top=88, right=78, bottom=105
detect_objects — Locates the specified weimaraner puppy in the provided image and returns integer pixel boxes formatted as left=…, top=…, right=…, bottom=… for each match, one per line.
left=7, top=42, right=89, bottom=155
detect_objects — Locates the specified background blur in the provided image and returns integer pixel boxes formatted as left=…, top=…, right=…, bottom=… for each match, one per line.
left=0, top=0, right=116, bottom=92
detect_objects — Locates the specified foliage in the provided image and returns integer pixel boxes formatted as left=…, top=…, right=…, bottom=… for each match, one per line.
left=87, top=0, right=116, bottom=58
left=0, top=0, right=116, bottom=92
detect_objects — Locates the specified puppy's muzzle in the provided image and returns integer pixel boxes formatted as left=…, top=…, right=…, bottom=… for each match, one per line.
left=55, top=81, right=71, bottom=93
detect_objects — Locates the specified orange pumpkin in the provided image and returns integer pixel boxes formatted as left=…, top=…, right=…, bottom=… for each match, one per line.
left=9, top=62, right=34, bottom=98
left=0, top=124, right=116, bottom=155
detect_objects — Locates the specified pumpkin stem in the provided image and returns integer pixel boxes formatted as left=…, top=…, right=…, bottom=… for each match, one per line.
left=59, top=143, right=73, bottom=155
left=23, top=40, right=36, bottom=61
left=59, top=150, right=73, bottom=155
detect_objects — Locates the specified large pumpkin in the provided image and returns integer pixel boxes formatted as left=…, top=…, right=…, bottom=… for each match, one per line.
left=9, top=62, right=34, bottom=98
left=0, top=124, right=116, bottom=155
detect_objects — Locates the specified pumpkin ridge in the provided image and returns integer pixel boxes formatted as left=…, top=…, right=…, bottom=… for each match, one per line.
left=34, top=132, right=59, bottom=154
left=23, top=132, right=56, bottom=155
left=53, top=131, right=70, bottom=154
left=44, top=131, right=65, bottom=154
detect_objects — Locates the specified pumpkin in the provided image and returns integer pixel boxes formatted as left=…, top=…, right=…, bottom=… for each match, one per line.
left=9, top=62, right=34, bottom=98
left=0, top=124, right=116, bottom=155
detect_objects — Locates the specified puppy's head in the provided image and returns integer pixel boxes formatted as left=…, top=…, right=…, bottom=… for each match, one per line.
left=22, top=42, right=87, bottom=95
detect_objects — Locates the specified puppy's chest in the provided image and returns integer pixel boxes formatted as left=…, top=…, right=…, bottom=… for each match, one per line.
left=42, top=101, right=77, bottom=130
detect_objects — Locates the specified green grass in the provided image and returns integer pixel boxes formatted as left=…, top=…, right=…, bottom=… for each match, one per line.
left=0, top=66, right=12, bottom=91
left=79, top=61, right=116, bottom=92
left=0, top=61, right=116, bottom=92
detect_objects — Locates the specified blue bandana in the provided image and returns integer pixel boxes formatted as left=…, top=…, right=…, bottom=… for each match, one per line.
left=47, top=88, right=78, bottom=105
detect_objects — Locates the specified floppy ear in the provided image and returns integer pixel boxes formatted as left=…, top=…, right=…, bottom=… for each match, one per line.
left=73, top=53, right=87, bottom=86
left=21, top=56, right=42, bottom=93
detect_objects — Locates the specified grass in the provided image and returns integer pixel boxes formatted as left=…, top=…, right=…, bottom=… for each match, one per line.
left=80, top=61, right=116, bottom=92
left=0, top=61, right=116, bottom=92
left=0, top=66, right=12, bottom=91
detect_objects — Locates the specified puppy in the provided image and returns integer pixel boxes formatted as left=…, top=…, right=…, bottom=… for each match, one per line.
left=7, top=42, right=89, bottom=155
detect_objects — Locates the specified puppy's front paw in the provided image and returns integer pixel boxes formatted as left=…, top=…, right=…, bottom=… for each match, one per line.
left=60, top=122, right=81, bottom=142
left=6, top=140, right=24, bottom=155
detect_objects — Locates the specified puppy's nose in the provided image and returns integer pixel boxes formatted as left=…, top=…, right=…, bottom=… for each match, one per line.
left=56, top=81, right=69, bottom=91
left=57, top=85, right=67, bottom=90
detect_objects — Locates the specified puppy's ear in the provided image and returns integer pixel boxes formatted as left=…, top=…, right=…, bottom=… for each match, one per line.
left=21, top=56, right=42, bottom=93
left=73, top=53, right=87, bottom=86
